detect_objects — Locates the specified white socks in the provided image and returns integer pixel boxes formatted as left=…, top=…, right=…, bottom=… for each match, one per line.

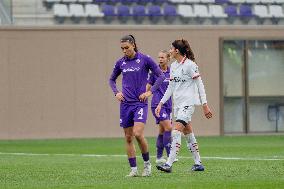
left=185, top=133, right=202, bottom=165
left=166, top=130, right=181, bottom=167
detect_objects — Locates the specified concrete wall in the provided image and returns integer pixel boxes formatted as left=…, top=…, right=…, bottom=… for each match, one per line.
left=0, top=26, right=284, bottom=139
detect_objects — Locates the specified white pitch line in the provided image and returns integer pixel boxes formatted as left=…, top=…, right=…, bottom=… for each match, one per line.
left=0, top=152, right=283, bottom=161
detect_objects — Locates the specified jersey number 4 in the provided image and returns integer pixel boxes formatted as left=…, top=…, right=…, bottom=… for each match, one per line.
left=137, top=108, right=144, bottom=120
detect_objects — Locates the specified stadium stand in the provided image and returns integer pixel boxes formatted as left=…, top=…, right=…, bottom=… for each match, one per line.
left=9, top=0, right=284, bottom=25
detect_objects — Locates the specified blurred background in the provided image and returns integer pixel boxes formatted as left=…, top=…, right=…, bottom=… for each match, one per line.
left=0, top=0, right=284, bottom=139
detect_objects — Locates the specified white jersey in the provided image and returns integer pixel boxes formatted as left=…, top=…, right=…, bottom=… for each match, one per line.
left=160, top=58, right=207, bottom=108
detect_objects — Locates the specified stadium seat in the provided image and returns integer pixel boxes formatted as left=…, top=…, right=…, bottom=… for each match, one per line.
left=209, top=5, right=227, bottom=18
left=53, top=4, right=70, bottom=23
left=155, top=0, right=169, bottom=4
left=260, top=0, right=274, bottom=4
left=225, top=5, right=238, bottom=16
left=185, top=0, right=200, bottom=3
left=62, top=0, right=77, bottom=3
left=101, top=4, right=116, bottom=16
left=245, top=0, right=261, bottom=3
left=239, top=5, right=254, bottom=17
left=215, top=0, right=230, bottom=3
left=69, top=4, right=86, bottom=23
left=133, top=5, right=146, bottom=23
left=148, top=5, right=162, bottom=23
left=117, top=5, right=131, bottom=23
left=43, top=0, right=61, bottom=9
left=85, top=4, right=104, bottom=23
left=164, top=4, right=178, bottom=23
left=253, top=5, right=271, bottom=18
left=193, top=4, right=211, bottom=17
left=78, top=0, right=93, bottom=3
left=200, top=0, right=215, bottom=3
left=177, top=4, right=194, bottom=23
left=139, top=0, right=155, bottom=4
left=169, top=0, right=187, bottom=3
left=268, top=5, right=284, bottom=18
left=274, top=0, right=284, bottom=3
left=229, top=0, right=244, bottom=3
left=101, top=4, right=116, bottom=23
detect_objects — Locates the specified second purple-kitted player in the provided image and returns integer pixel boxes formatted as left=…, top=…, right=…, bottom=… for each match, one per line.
left=146, top=50, right=178, bottom=165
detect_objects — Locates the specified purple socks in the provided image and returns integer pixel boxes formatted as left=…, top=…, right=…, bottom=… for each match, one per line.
left=142, top=152, right=150, bottom=162
left=156, top=134, right=164, bottom=159
left=163, top=131, right=171, bottom=157
left=128, top=157, right=137, bottom=167
left=156, top=131, right=172, bottom=158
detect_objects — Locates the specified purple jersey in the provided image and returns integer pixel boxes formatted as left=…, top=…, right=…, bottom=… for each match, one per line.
left=109, top=52, right=165, bottom=105
left=148, top=66, right=172, bottom=109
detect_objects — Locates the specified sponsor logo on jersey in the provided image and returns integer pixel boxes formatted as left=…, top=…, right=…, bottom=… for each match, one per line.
left=123, top=67, right=140, bottom=73
left=170, top=77, right=186, bottom=82
left=164, top=78, right=171, bottom=82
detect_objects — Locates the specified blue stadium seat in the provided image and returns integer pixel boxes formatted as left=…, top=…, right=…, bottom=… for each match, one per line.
left=155, top=0, right=169, bottom=4
left=117, top=5, right=131, bottom=23
left=239, top=5, right=254, bottom=17
left=139, top=0, right=155, bottom=4
left=225, top=5, right=238, bottom=16
left=101, top=4, right=116, bottom=23
left=133, top=5, right=146, bottom=23
left=102, top=5, right=116, bottom=16
left=164, top=4, right=178, bottom=23
left=148, top=5, right=162, bottom=23
left=215, top=0, right=229, bottom=3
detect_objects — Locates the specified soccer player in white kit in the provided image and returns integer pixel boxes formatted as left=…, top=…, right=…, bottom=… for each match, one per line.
left=155, top=39, right=213, bottom=173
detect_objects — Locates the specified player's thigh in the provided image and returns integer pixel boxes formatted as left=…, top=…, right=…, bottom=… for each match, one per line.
left=120, top=103, right=134, bottom=128
left=133, top=121, right=145, bottom=137
left=159, top=120, right=172, bottom=132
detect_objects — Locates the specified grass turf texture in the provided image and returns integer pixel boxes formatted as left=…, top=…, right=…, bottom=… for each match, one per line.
left=0, top=136, right=283, bottom=189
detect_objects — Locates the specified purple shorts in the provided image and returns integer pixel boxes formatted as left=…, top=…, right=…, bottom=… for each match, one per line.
left=151, top=107, right=172, bottom=124
left=120, top=103, right=148, bottom=128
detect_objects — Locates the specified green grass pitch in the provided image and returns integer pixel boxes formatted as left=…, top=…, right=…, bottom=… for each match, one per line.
left=0, top=135, right=284, bottom=189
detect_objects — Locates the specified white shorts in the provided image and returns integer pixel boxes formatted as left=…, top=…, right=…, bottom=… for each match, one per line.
left=174, top=105, right=195, bottom=125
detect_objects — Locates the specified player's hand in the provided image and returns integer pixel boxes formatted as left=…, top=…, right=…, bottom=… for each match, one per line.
left=139, top=91, right=152, bottom=102
left=155, top=103, right=162, bottom=117
left=203, top=104, right=213, bottom=119
left=115, top=92, right=125, bottom=102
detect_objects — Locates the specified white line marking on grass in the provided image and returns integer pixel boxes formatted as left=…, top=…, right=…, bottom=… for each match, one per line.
left=0, top=152, right=283, bottom=161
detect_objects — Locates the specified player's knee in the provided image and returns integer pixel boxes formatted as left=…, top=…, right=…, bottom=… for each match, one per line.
left=125, top=135, right=133, bottom=144
left=133, top=131, right=143, bottom=140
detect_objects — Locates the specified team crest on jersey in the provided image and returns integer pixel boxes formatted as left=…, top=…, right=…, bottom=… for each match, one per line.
left=121, top=61, right=126, bottom=66
left=136, top=59, right=140, bottom=64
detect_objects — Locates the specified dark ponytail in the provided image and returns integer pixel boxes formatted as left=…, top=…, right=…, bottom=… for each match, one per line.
left=120, top=34, right=138, bottom=52
left=172, top=39, right=195, bottom=62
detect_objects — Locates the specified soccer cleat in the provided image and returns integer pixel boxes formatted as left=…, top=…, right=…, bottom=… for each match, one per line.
left=142, top=162, right=152, bottom=177
left=156, top=158, right=167, bottom=165
left=191, top=164, right=205, bottom=171
left=173, top=158, right=179, bottom=163
left=125, top=170, right=139, bottom=177
left=156, top=163, right=172, bottom=173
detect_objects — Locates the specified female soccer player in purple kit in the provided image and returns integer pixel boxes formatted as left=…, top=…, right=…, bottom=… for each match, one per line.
left=109, top=35, right=165, bottom=177
left=146, top=50, right=173, bottom=165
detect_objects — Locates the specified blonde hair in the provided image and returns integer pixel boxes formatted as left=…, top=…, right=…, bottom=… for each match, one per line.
left=159, top=50, right=170, bottom=61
